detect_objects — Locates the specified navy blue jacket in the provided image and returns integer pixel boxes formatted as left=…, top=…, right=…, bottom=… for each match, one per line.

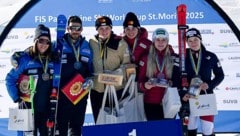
left=179, top=45, right=224, bottom=98
left=56, top=34, right=93, bottom=106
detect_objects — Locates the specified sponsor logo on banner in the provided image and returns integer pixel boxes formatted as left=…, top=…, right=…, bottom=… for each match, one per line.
left=228, top=56, right=240, bottom=62
left=132, top=0, right=151, bottom=3
left=0, top=48, right=22, bottom=54
left=200, top=29, right=214, bottom=34
left=219, top=42, right=240, bottom=48
left=98, top=0, right=113, bottom=3
left=216, top=92, right=240, bottom=110
left=225, top=86, right=240, bottom=91
left=202, top=42, right=210, bottom=47
left=220, top=29, right=233, bottom=34
left=236, top=73, right=240, bottom=77
left=6, top=35, right=19, bottom=40
left=223, top=99, right=238, bottom=104
left=0, top=80, right=5, bottom=84
left=0, top=64, right=6, bottom=68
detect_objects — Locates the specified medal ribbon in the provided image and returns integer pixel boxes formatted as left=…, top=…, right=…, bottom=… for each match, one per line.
left=189, top=48, right=202, bottom=75
left=38, top=55, right=49, bottom=74
left=71, top=43, right=80, bottom=62
left=99, top=37, right=110, bottom=58
left=127, top=37, right=138, bottom=61
left=131, top=37, right=138, bottom=54
left=156, top=54, right=165, bottom=74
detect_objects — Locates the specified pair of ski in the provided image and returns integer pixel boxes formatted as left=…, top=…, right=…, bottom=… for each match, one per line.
left=177, top=4, right=190, bottom=136
left=46, top=15, right=67, bottom=136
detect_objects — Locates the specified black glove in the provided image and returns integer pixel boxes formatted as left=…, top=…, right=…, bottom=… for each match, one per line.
left=14, top=98, right=22, bottom=103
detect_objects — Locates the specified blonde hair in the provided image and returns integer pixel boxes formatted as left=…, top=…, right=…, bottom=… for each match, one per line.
left=146, top=44, right=174, bottom=79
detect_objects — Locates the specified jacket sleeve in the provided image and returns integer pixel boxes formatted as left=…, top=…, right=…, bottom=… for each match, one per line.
left=208, top=54, right=224, bottom=91
left=138, top=56, right=149, bottom=93
left=5, top=57, right=27, bottom=102
left=118, top=40, right=131, bottom=65
left=81, top=41, right=94, bottom=77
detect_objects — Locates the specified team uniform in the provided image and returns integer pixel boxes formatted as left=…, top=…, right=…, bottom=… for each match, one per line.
left=183, top=46, right=224, bottom=135
left=89, top=32, right=130, bottom=122
left=6, top=52, right=54, bottom=136
left=56, top=33, right=93, bottom=136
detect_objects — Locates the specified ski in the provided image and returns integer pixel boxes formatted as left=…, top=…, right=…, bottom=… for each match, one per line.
left=46, top=14, right=67, bottom=136
left=177, top=4, right=189, bottom=136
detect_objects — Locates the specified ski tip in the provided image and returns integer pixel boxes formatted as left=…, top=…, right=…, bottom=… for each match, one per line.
left=57, top=15, right=67, bottom=22
left=177, top=4, right=187, bottom=11
left=57, top=14, right=66, bottom=18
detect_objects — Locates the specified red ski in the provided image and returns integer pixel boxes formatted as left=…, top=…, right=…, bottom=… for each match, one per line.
left=177, top=4, right=188, bottom=85
left=177, top=4, right=189, bottom=136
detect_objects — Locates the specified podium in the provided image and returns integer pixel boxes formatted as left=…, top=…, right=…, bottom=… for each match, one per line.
left=82, top=119, right=183, bottom=136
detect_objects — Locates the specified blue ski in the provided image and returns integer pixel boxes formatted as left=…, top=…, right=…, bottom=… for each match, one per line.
left=47, top=14, right=67, bottom=136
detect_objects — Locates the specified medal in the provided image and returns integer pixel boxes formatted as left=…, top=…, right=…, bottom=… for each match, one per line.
left=155, top=54, right=168, bottom=87
left=38, top=55, right=49, bottom=81
left=71, top=40, right=82, bottom=70
left=157, top=73, right=165, bottom=80
left=74, top=61, right=82, bottom=70
left=42, top=73, right=50, bottom=81
left=188, top=49, right=203, bottom=97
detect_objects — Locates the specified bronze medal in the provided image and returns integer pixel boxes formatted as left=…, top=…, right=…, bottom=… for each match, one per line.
left=42, top=73, right=50, bottom=81
left=74, top=62, right=82, bottom=70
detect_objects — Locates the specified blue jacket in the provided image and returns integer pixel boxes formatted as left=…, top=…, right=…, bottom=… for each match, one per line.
left=5, top=52, right=54, bottom=112
left=55, top=34, right=93, bottom=106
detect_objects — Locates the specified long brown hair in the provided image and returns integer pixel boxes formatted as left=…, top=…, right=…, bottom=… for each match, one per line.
left=29, top=39, right=52, bottom=60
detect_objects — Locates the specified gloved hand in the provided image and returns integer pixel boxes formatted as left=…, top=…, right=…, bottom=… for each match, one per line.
left=14, top=97, right=22, bottom=103
left=82, top=78, right=93, bottom=90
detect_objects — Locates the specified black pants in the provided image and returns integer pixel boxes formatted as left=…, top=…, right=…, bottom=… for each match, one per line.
left=57, top=95, right=88, bottom=136
left=144, top=103, right=164, bottom=121
left=34, top=111, right=48, bottom=136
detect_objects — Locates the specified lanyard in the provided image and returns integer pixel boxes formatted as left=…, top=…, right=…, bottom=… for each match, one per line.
left=71, top=42, right=80, bottom=62
left=189, top=48, right=202, bottom=75
left=131, top=37, right=138, bottom=54
left=127, top=37, right=138, bottom=62
left=38, top=55, right=49, bottom=74
left=99, top=37, right=110, bottom=59
left=156, top=53, right=165, bottom=73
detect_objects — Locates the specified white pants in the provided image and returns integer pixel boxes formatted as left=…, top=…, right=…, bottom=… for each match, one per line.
left=188, top=114, right=214, bottom=135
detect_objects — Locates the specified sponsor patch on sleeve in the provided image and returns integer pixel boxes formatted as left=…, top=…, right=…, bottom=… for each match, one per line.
left=81, top=56, right=89, bottom=62
left=139, top=43, right=147, bottom=49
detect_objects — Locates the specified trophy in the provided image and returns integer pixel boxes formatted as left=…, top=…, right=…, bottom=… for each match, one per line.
left=148, top=73, right=168, bottom=88
left=188, top=77, right=203, bottom=97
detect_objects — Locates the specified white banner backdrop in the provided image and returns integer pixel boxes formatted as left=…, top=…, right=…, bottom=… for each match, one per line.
left=0, top=0, right=240, bottom=134
left=1, top=23, right=240, bottom=117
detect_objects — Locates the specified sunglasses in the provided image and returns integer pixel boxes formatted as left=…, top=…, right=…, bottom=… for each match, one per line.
left=69, top=26, right=81, bottom=31
left=38, top=38, right=51, bottom=45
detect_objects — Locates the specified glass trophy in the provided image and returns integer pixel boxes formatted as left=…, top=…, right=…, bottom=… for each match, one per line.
left=188, top=77, right=203, bottom=97
left=148, top=73, right=168, bottom=88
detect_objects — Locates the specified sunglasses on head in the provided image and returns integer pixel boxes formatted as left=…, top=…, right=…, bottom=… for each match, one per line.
left=38, top=38, right=50, bottom=45
left=69, top=26, right=81, bottom=31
